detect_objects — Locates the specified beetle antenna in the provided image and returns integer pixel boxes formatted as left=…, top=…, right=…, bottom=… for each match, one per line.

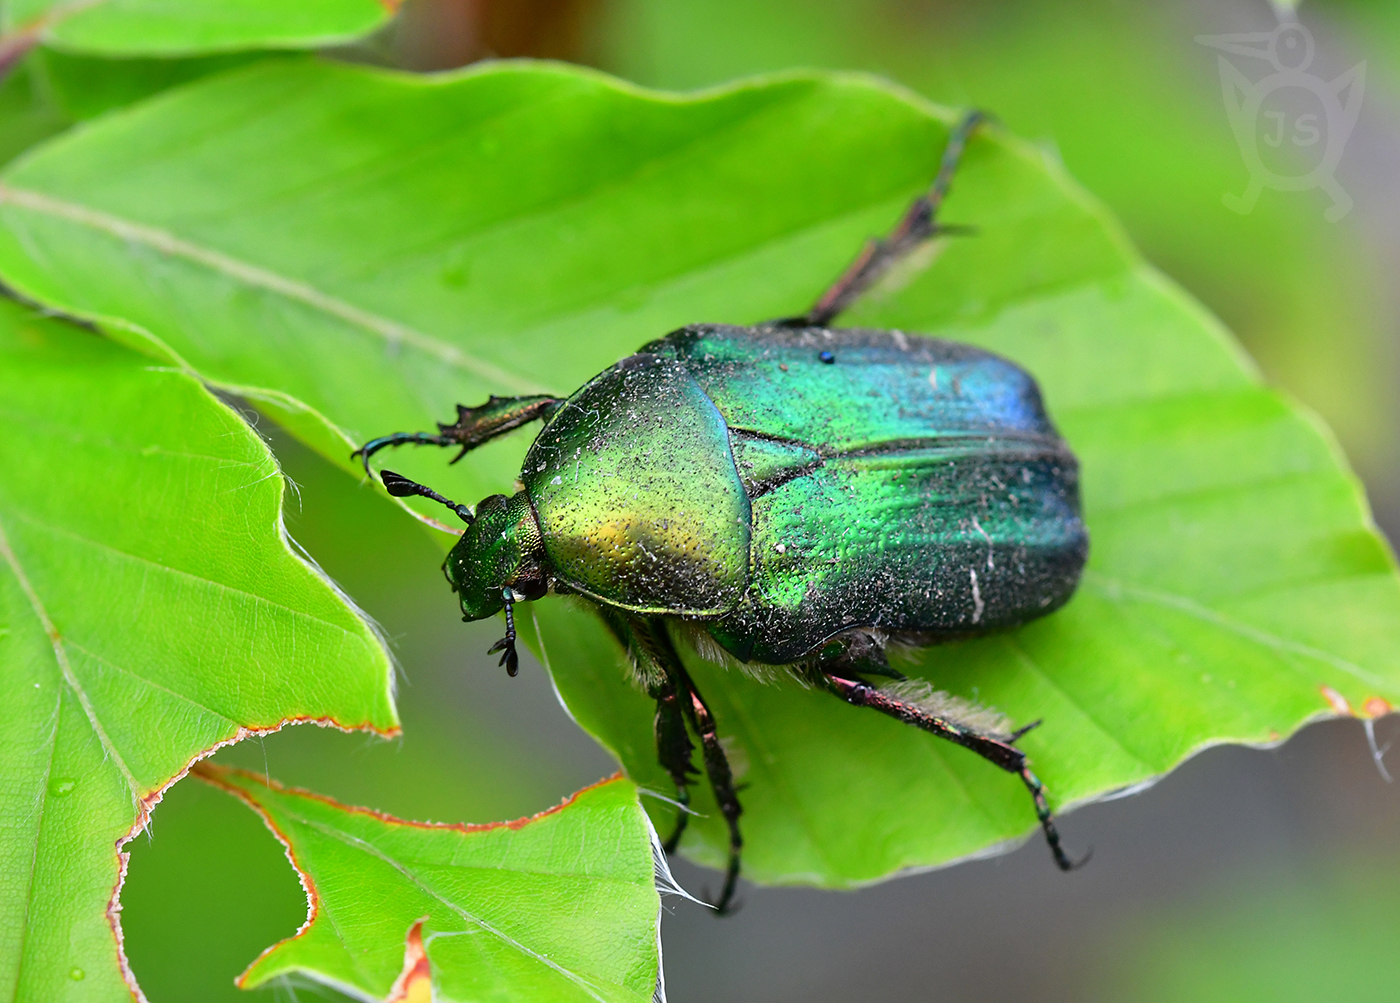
left=487, top=589, right=520, bottom=677
left=379, top=470, right=475, bottom=525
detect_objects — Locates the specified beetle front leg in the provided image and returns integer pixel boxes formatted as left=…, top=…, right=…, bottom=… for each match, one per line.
left=820, top=671, right=1084, bottom=873
left=353, top=394, right=563, bottom=472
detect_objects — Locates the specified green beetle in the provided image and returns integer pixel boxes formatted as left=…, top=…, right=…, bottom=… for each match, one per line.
left=356, top=114, right=1087, bottom=912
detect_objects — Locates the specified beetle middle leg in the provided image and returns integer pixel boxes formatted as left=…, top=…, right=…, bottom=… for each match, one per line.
left=816, top=660, right=1083, bottom=872
left=677, top=662, right=744, bottom=913
left=624, top=615, right=744, bottom=913
left=596, top=612, right=696, bottom=851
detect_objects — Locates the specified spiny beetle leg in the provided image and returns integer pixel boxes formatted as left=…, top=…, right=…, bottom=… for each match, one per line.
left=437, top=395, right=565, bottom=463
left=1008, top=718, right=1043, bottom=743
left=679, top=674, right=743, bottom=914
left=653, top=682, right=698, bottom=854
left=612, top=615, right=701, bottom=854
left=353, top=431, right=455, bottom=472
left=797, top=109, right=986, bottom=328
left=630, top=616, right=743, bottom=913
left=821, top=672, right=1086, bottom=872
left=351, top=394, right=563, bottom=472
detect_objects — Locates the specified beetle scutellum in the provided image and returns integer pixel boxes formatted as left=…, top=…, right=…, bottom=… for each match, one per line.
left=355, top=113, right=1089, bottom=912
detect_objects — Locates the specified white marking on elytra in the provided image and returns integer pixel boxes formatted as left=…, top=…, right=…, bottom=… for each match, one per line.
left=970, top=568, right=984, bottom=624
left=928, top=367, right=938, bottom=392
left=971, top=517, right=995, bottom=570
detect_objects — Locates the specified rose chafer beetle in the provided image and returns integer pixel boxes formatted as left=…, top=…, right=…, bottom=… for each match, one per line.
left=355, top=114, right=1088, bottom=912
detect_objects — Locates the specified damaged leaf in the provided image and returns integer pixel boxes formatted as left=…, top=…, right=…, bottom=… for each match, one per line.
left=0, top=302, right=398, bottom=1001
left=0, top=59, right=1397, bottom=889
left=197, top=766, right=664, bottom=1003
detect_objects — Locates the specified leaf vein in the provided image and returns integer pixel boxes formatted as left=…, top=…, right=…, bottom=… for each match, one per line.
left=0, top=183, right=544, bottom=394
left=1083, top=572, right=1391, bottom=691
left=298, top=813, right=614, bottom=1002
left=0, top=514, right=143, bottom=800
left=7, top=508, right=367, bottom=642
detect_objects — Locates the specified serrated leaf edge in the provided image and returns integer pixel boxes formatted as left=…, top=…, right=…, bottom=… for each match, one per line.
left=108, top=717, right=401, bottom=1002
left=193, top=764, right=637, bottom=1001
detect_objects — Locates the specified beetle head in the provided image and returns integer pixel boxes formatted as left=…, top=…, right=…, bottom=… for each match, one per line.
left=445, top=491, right=548, bottom=620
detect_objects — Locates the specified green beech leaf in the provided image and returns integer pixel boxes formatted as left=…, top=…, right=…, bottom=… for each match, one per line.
left=34, top=47, right=267, bottom=121
left=0, top=59, right=1395, bottom=888
left=0, top=48, right=271, bottom=174
left=0, top=299, right=398, bottom=1000
left=196, top=766, right=664, bottom=1003
left=0, top=0, right=393, bottom=58
left=0, top=54, right=69, bottom=167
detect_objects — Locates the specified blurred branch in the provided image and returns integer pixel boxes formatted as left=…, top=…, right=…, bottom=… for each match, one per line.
left=391, top=0, right=600, bottom=71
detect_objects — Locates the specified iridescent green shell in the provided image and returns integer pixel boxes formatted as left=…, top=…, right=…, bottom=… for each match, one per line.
left=519, top=322, right=1086, bottom=663
left=644, top=324, right=1087, bottom=664
left=522, top=354, right=751, bottom=615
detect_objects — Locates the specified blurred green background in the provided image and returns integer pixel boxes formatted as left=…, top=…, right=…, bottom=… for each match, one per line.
left=82, top=0, right=1400, bottom=999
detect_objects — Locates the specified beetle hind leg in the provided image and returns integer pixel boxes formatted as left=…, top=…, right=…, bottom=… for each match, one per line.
left=818, top=668, right=1085, bottom=873
left=1018, top=764, right=1085, bottom=872
left=791, top=110, right=985, bottom=328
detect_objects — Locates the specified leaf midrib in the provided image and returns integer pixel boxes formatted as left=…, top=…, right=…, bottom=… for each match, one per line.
left=292, top=811, right=620, bottom=1003
left=1083, top=573, right=1393, bottom=691
left=0, top=511, right=143, bottom=1001
left=0, top=515, right=141, bottom=796
left=5, top=675, right=61, bottom=1003
left=0, top=183, right=548, bottom=393
left=0, top=130, right=1124, bottom=418
left=8, top=507, right=368, bottom=642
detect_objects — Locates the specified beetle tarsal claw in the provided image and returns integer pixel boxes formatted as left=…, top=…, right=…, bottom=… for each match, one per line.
left=1008, top=718, right=1043, bottom=743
